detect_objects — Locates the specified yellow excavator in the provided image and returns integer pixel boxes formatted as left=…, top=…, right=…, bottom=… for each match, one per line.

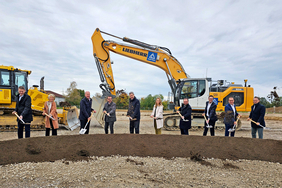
left=91, top=28, right=254, bottom=130
left=0, top=65, right=80, bottom=131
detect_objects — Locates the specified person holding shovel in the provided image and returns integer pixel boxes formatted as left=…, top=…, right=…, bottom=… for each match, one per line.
left=43, top=94, right=58, bottom=136
left=150, top=98, right=163, bottom=135
left=247, top=97, right=266, bottom=139
left=127, top=92, right=140, bottom=134
left=103, top=96, right=116, bottom=134
left=177, top=98, right=192, bottom=135
left=79, top=91, right=96, bottom=134
left=202, top=95, right=218, bottom=136
left=12, top=86, right=33, bottom=139
left=224, top=97, right=240, bottom=137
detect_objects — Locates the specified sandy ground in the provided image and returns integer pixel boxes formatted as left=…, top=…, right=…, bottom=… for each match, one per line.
left=1, top=112, right=281, bottom=141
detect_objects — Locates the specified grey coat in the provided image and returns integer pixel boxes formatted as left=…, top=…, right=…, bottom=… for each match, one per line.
left=103, top=102, right=116, bottom=122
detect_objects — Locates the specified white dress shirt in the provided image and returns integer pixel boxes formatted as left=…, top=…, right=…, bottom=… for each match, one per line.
left=206, top=102, right=212, bottom=117
left=231, top=105, right=236, bottom=116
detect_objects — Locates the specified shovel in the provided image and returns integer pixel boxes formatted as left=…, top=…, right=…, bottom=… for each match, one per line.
left=228, top=115, right=240, bottom=132
left=79, top=112, right=94, bottom=134
left=13, top=112, right=31, bottom=124
left=250, top=119, right=270, bottom=130
left=203, top=115, right=213, bottom=128
left=44, top=113, right=55, bottom=121
left=177, top=111, right=189, bottom=122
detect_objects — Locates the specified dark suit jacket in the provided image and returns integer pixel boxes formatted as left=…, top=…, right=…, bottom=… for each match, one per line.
left=249, top=103, right=265, bottom=127
left=127, top=97, right=140, bottom=120
left=103, top=102, right=116, bottom=122
left=178, top=104, right=192, bottom=129
left=79, top=97, right=93, bottom=121
left=224, top=103, right=238, bottom=125
left=15, top=93, right=33, bottom=122
left=204, top=101, right=218, bottom=122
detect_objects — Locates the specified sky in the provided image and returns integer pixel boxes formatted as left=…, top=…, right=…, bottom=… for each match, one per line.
left=0, top=0, right=282, bottom=100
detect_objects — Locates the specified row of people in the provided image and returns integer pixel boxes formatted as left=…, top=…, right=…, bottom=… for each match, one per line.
left=13, top=86, right=265, bottom=139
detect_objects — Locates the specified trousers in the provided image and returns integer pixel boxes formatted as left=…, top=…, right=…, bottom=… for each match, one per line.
left=154, top=120, right=161, bottom=135
left=130, top=120, right=140, bottom=134
left=18, top=121, right=30, bottom=139
left=180, top=129, right=189, bottom=135
left=225, top=123, right=235, bottom=137
left=251, top=127, right=263, bottom=139
left=203, top=120, right=215, bottom=136
left=46, top=119, right=57, bottom=136
left=105, top=121, right=114, bottom=134
left=80, top=119, right=90, bottom=134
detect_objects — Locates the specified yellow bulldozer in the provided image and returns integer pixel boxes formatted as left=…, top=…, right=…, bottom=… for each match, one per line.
left=0, top=65, right=80, bottom=131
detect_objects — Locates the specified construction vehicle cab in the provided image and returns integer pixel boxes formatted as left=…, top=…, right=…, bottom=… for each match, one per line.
left=0, top=65, right=30, bottom=105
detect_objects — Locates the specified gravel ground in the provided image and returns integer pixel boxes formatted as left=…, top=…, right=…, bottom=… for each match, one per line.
left=1, top=156, right=282, bottom=187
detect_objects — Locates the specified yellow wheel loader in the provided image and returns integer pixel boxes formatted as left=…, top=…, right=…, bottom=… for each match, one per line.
left=0, top=65, right=80, bottom=131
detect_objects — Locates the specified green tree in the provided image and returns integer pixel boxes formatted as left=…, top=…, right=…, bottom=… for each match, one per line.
left=77, top=89, right=85, bottom=98
left=64, top=81, right=82, bottom=106
left=140, top=94, right=168, bottom=110
left=113, top=90, right=129, bottom=109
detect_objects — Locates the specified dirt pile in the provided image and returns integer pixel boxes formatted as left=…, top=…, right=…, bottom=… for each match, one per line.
left=1, top=134, right=282, bottom=166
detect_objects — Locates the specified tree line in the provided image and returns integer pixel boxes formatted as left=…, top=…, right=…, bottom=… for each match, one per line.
left=63, top=81, right=170, bottom=110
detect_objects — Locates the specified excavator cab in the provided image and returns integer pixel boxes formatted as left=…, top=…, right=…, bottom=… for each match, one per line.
left=174, top=78, right=211, bottom=112
left=174, top=78, right=254, bottom=114
left=0, top=66, right=29, bottom=105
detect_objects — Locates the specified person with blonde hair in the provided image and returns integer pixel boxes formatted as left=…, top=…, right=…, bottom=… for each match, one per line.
left=150, top=98, right=163, bottom=134
left=43, top=94, right=58, bottom=136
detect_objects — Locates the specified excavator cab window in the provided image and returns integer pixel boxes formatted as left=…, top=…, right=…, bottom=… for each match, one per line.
left=14, top=72, right=28, bottom=95
left=180, top=80, right=206, bottom=99
left=0, top=71, right=10, bottom=86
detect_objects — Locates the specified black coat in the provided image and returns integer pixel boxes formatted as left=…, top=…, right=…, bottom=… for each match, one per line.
left=79, top=97, right=93, bottom=121
left=178, top=104, right=192, bottom=129
left=15, top=93, right=33, bottom=122
left=103, top=102, right=116, bottom=122
left=204, top=101, right=218, bottom=122
left=249, top=102, right=265, bottom=127
left=127, top=97, right=140, bottom=120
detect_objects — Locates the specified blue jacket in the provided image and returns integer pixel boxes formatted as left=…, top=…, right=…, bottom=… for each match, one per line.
left=15, top=93, right=33, bottom=122
left=224, top=103, right=238, bottom=125
left=204, top=101, right=218, bottom=122
left=178, top=104, right=192, bottom=129
left=79, top=97, right=93, bottom=121
left=249, top=102, right=265, bottom=127
left=127, top=97, right=140, bottom=120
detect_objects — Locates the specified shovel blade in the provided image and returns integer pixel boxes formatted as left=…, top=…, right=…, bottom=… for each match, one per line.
left=91, top=96, right=106, bottom=127
left=66, top=106, right=80, bottom=131
left=79, top=128, right=87, bottom=134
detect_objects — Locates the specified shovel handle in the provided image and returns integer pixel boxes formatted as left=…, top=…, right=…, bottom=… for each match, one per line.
left=44, top=113, right=55, bottom=121
left=14, top=112, right=26, bottom=124
left=177, top=111, right=183, bottom=118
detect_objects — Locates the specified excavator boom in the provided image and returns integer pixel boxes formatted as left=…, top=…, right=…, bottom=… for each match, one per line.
left=91, top=28, right=189, bottom=97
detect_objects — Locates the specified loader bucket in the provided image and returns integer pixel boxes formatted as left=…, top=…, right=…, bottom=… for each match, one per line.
left=66, top=106, right=80, bottom=131
left=91, top=96, right=106, bottom=127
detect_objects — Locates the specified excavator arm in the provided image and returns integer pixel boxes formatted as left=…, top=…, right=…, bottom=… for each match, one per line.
left=91, top=28, right=189, bottom=97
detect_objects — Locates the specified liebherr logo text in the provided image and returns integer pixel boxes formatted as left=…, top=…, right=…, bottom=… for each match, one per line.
left=122, top=48, right=147, bottom=57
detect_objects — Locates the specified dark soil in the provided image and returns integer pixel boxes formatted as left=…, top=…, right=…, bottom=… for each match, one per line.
left=0, top=134, right=282, bottom=165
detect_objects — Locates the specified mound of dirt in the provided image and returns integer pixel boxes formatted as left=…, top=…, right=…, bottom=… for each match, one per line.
left=0, top=134, right=282, bottom=165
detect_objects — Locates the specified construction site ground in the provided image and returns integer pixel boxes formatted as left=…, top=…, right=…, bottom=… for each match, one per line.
left=0, top=110, right=282, bottom=187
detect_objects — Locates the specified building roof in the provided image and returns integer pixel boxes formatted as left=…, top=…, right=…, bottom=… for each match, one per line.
left=45, top=90, right=65, bottom=98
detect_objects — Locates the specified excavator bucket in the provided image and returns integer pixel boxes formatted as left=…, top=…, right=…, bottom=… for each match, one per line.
left=91, top=96, right=106, bottom=127
left=66, top=106, right=80, bottom=131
